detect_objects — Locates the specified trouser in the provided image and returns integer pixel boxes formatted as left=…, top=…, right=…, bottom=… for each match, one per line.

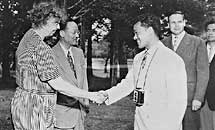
left=200, top=100, right=215, bottom=130
left=54, top=120, right=84, bottom=130
left=183, top=106, right=200, bottom=130
left=54, top=110, right=85, bottom=130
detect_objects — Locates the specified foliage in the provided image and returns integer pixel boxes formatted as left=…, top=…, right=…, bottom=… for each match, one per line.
left=85, top=0, right=208, bottom=39
left=91, top=39, right=110, bottom=58
left=0, top=0, right=211, bottom=80
left=0, top=0, right=32, bottom=79
left=0, top=0, right=32, bottom=46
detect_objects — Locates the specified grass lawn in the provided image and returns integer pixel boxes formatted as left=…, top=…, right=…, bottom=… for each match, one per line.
left=0, top=76, right=135, bottom=130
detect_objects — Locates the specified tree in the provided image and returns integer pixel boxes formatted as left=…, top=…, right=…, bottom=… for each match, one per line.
left=0, top=0, right=32, bottom=81
left=64, top=0, right=144, bottom=86
left=0, top=0, right=208, bottom=85
left=86, top=0, right=143, bottom=86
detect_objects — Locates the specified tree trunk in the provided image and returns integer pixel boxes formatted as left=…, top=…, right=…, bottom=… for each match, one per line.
left=80, top=1, right=86, bottom=53
left=87, top=36, right=93, bottom=78
left=1, top=47, right=10, bottom=81
left=110, top=42, right=118, bottom=87
left=1, top=30, right=11, bottom=81
left=118, top=41, right=128, bottom=80
left=1, top=2, right=13, bottom=81
left=110, top=26, right=119, bottom=86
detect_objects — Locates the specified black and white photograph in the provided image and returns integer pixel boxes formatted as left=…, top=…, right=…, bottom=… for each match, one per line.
left=0, top=0, right=214, bottom=130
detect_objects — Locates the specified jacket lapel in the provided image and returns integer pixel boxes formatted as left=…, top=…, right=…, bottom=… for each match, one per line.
left=164, top=36, right=174, bottom=50
left=54, top=43, right=78, bottom=85
left=71, top=47, right=84, bottom=89
left=175, top=33, right=190, bottom=55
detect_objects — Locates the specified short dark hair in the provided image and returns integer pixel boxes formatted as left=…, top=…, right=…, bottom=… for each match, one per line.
left=59, top=20, right=68, bottom=31
left=135, top=14, right=161, bottom=37
left=204, top=18, right=215, bottom=31
left=168, top=11, right=185, bottom=21
left=28, top=0, right=67, bottom=28
left=59, top=20, right=77, bottom=31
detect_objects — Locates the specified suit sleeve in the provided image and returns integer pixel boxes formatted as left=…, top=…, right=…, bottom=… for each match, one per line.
left=105, top=59, right=137, bottom=105
left=165, top=56, right=187, bottom=130
left=79, top=50, right=88, bottom=91
left=81, top=50, right=89, bottom=105
left=195, top=39, right=209, bottom=102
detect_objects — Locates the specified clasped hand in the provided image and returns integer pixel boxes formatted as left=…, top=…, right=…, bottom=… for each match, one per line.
left=192, top=99, right=202, bottom=111
left=89, top=91, right=108, bottom=104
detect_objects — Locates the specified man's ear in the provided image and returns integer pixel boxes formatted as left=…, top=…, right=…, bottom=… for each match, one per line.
left=59, top=30, right=65, bottom=37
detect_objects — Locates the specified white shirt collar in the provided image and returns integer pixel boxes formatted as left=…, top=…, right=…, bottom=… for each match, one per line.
left=208, top=42, right=215, bottom=49
left=59, top=43, right=74, bottom=59
left=207, top=42, right=215, bottom=62
left=172, top=31, right=185, bottom=41
left=171, top=31, right=185, bottom=50
left=60, top=43, right=69, bottom=56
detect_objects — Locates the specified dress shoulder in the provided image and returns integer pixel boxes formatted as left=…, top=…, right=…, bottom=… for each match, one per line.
left=16, top=29, right=42, bottom=56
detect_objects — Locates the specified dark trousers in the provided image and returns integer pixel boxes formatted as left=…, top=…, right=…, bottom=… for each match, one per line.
left=183, top=106, right=200, bottom=130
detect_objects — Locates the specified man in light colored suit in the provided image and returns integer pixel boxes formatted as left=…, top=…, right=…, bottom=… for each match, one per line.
left=162, top=11, right=209, bottom=130
left=53, top=21, right=89, bottom=130
left=99, top=14, right=187, bottom=130
left=200, top=18, right=215, bottom=130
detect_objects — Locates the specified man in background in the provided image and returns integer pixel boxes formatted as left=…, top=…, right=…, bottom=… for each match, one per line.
left=53, top=21, right=89, bottom=130
left=200, top=18, right=215, bottom=130
left=162, top=11, right=209, bottom=130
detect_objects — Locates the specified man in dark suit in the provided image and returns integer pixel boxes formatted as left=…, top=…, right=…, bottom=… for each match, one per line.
left=162, top=11, right=209, bottom=130
left=53, top=21, right=89, bottom=130
left=200, top=18, right=215, bottom=130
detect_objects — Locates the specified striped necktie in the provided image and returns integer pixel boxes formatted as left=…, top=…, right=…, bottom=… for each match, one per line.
left=141, top=50, right=148, bottom=69
left=67, top=51, right=77, bottom=78
left=173, top=36, right=178, bottom=51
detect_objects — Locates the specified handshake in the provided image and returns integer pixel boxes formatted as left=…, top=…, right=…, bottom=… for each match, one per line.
left=89, top=90, right=109, bottom=104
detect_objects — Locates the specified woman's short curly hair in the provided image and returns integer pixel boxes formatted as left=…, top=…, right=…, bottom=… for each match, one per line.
left=28, top=1, right=67, bottom=28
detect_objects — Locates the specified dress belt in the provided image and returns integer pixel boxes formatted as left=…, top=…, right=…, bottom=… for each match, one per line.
left=17, top=87, right=56, bottom=95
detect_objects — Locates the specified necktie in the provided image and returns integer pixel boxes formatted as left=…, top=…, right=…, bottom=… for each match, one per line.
left=173, top=36, right=178, bottom=51
left=67, top=51, right=77, bottom=78
left=141, top=51, right=148, bottom=69
left=135, top=50, right=149, bottom=90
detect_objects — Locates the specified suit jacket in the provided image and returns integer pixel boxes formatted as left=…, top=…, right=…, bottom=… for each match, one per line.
left=205, top=46, right=215, bottom=110
left=52, top=42, right=89, bottom=128
left=162, top=32, right=209, bottom=106
left=106, top=43, right=187, bottom=130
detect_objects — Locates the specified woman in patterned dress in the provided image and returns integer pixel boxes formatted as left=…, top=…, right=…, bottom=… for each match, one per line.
left=11, top=1, right=101, bottom=130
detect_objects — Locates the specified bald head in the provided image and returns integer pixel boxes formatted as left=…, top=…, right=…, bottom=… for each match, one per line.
left=65, top=21, right=78, bottom=31
left=59, top=21, right=77, bottom=31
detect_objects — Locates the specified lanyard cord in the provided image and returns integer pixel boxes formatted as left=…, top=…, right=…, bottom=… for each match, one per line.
left=135, top=48, right=158, bottom=89
left=135, top=51, right=148, bottom=89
